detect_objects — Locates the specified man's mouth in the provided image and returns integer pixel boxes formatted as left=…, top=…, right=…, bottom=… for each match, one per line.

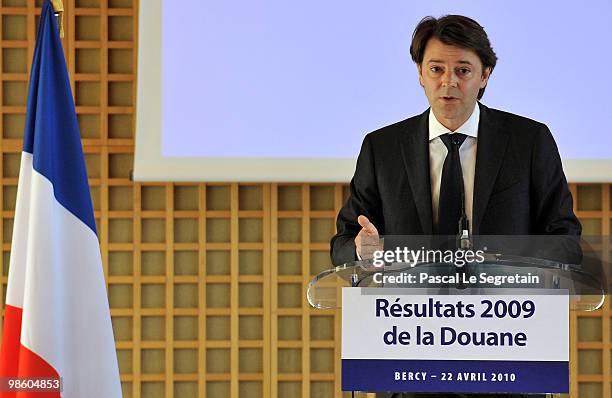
left=440, top=96, right=460, bottom=102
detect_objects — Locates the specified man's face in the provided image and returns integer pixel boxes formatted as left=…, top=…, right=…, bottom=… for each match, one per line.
left=417, top=37, right=491, bottom=131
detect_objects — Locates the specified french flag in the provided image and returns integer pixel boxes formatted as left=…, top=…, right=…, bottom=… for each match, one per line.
left=0, top=1, right=122, bottom=397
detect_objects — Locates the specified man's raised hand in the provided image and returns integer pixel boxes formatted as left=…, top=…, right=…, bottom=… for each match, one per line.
left=355, top=215, right=380, bottom=260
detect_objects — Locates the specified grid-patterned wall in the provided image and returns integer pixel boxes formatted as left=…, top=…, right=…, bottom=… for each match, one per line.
left=0, top=1, right=610, bottom=397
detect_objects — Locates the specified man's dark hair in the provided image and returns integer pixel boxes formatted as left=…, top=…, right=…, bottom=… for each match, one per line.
left=410, top=15, right=497, bottom=99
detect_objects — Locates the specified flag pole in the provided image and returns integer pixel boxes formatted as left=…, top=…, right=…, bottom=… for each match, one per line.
left=50, top=0, right=64, bottom=37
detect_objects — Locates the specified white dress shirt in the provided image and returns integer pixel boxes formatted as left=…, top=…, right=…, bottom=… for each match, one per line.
left=429, top=103, right=479, bottom=231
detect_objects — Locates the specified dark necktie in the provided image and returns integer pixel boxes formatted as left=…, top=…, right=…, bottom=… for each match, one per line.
left=438, top=133, right=467, bottom=235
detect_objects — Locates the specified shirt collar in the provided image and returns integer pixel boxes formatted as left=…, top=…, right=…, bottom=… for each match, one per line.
left=428, top=102, right=480, bottom=141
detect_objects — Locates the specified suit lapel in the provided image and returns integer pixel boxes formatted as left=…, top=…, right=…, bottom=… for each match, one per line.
left=472, top=103, right=508, bottom=234
left=399, top=109, right=433, bottom=234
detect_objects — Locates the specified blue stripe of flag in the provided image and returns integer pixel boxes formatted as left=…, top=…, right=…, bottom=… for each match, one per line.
left=22, top=0, right=97, bottom=234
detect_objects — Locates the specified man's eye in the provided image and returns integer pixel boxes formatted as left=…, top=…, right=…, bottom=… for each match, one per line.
left=430, top=66, right=442, bottom=73
left=457, top=68, right=471, bottom=75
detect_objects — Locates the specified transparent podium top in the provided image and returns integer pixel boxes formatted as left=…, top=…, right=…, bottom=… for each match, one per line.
left=307, top=252, right=607, bottom=312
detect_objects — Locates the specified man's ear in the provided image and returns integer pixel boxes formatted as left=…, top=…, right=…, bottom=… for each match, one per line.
left=417, top=64, right=424, bottom=87
left=480, top=67, right=492, bottom=88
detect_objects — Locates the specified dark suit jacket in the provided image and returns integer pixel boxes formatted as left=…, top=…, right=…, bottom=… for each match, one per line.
left=331, top=102, right=581, bottom=265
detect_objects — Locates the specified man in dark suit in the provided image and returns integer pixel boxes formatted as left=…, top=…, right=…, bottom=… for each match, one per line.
left=330, top=15, right=581, bottom=398
left=331, top=15, right=580, bottom=265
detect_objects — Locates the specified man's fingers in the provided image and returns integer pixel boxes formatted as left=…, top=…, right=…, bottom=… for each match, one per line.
left=357, top=215, right=378, bottom=235
left=357, top=215, right=370, bottom=228
left=355, top=216, right=380, bottom=260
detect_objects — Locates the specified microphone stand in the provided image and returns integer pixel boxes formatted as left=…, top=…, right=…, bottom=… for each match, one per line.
left=454, top=137, right=472, bottom=288
left=454, top=136, right=472, bottom=252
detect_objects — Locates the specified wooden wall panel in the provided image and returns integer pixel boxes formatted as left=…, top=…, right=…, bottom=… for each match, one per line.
left=0, top=1, right=610, bottom=397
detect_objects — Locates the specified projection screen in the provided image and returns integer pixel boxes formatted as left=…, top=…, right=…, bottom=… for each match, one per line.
left=135, top=0, right=612, bottom=182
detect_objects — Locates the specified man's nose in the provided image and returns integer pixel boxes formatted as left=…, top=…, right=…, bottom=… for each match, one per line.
left=441, top=71, right=458, bottom=87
